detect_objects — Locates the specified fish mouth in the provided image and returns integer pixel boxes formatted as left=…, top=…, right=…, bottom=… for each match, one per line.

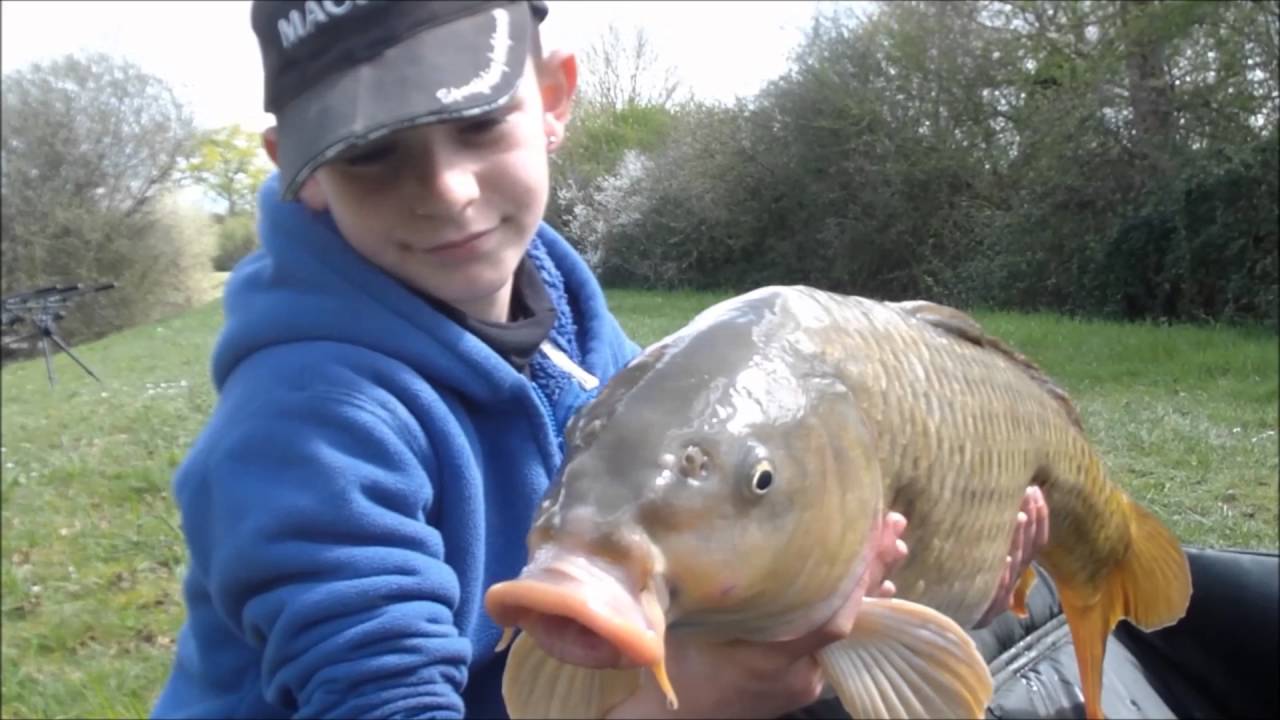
left=486, top=551, right=668, bottom=668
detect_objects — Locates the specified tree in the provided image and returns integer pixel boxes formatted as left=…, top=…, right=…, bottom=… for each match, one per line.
left=547, top=24, right=684, bottom=231
left=558, top=0, right=1275, bottom=327
left=575, top=23, right=685, bottom=113
left=2, top=52, right=207, bottom=341
left=181, top=124, right=271, bottom=219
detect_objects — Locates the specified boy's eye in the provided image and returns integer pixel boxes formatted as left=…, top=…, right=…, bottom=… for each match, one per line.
left=460, top=116, right=504, bottom=136
left=341, top=142, right=397, bottom=167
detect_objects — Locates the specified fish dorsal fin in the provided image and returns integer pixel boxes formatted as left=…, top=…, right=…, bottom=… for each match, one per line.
left=815, top=597, right=993, bottom=719
left=501, top=631, right=641, bottom=719
left=892, top=300, right=1084, bottom=432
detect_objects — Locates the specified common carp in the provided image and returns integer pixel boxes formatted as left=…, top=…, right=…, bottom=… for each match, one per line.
left=485, top=286, right=1192, bottom=719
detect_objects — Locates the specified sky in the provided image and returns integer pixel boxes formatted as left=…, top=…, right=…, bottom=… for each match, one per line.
left=1, top=0, right=867, bottom=133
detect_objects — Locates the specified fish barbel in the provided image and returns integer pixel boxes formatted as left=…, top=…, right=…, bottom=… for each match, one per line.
left=485, top=286, right=1192, bottom=719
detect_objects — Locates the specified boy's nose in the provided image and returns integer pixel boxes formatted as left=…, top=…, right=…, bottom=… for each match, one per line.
left=408, top=153, right=480, bottom=215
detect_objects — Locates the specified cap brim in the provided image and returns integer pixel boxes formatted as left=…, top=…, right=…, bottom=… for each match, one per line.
left=275, top=3, right=534, bottom=200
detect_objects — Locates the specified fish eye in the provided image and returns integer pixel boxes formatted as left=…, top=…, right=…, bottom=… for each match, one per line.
left=750, top=460, right=775, bottom=495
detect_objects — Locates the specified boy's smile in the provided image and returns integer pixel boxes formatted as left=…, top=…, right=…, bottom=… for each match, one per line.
left=404, top=226, right=500, bottom=261
left=263, top=52, right=575, bottom=324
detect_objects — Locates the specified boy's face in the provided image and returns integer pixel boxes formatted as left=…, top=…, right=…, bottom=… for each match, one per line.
left=264, top=51, right=576, bottom=323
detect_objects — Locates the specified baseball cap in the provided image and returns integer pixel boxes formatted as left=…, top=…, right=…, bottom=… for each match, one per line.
left=251, top=0, right=550, bottom=200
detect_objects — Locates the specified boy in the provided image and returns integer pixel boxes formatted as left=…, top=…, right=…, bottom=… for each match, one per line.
left=153, top=2, right=1047, bottom=718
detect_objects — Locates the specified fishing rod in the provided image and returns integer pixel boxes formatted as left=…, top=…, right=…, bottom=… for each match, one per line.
left=2, top=281, right=117, bottom=388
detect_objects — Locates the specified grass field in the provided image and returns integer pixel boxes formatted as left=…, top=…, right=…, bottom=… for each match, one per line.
left=2, top=287, right=1277, bottom=718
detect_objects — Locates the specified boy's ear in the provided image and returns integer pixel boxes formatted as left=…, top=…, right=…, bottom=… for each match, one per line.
left=261, top=126, right=327, bottom=210
left=538, top=50, right=577, bottom=151
left=262, top=126, right=282, bottom=166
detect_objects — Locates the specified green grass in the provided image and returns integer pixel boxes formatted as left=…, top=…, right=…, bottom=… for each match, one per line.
left=2, top=288, right=1276, bottom=718
left=2, top=302, right=221, bottom=719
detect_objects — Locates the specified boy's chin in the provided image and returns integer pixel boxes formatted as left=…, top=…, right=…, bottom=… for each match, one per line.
left=380, top=223, right=536, bottom=320
left=409, top=270, right=521, bottom=321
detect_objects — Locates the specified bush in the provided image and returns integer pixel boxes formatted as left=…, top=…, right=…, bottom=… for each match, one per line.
left=547, top=103, right=677, bottom=231
left=1097, top=137, right=1279, bottom=328
left=212, top=213, right=258, bottom=272
left=122, top=192, right=219, bottom=319
left=549, top=3, right=1276, bottom=329
left=1, top=52, right=200, bottom=347
left=0, top=192, right=218, bottom=365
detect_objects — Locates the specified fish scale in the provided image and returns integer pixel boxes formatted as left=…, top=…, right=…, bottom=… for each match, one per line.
left=808, top=292, right=1045, bottom=624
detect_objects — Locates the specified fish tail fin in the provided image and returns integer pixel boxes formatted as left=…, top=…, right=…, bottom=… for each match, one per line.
left=1118, top=499, right=1193, bottom=630
left=1058, top=498, right=1191, bottom=720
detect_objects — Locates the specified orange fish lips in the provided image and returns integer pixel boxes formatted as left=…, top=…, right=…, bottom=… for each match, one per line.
left=486, top=551, right=668, bottom=669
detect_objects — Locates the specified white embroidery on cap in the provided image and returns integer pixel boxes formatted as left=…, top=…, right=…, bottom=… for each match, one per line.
left=278, top=0, right=370, bottom=50
left=436, top=8, right=513, bottom=105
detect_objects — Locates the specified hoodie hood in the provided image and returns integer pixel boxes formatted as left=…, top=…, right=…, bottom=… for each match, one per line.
left=211, top=173, right=617, bottom=406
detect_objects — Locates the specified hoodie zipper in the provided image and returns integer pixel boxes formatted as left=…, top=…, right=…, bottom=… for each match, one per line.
left=538, top=340, right=599, bottom=391
left=528, top=340, right=600, bottom=465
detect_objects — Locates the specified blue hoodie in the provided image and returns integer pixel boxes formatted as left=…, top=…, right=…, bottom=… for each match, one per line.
left=152, top=174, right=640, bottom=719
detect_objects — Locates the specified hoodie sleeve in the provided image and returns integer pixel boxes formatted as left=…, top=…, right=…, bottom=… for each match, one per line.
left=183, top=383, right=470, bottom=718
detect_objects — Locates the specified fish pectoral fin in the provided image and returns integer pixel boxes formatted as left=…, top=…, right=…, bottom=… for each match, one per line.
left=815, top=597, right=993, bottom=719
left=1011, top=565, right=1037, bottom=618
left=502, top=631, right=641, bottom=719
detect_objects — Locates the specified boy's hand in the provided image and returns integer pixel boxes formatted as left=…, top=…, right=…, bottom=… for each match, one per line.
left=974, top=486, right=1050, bottom=628
left=606, top=513, right=909, bottom=719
